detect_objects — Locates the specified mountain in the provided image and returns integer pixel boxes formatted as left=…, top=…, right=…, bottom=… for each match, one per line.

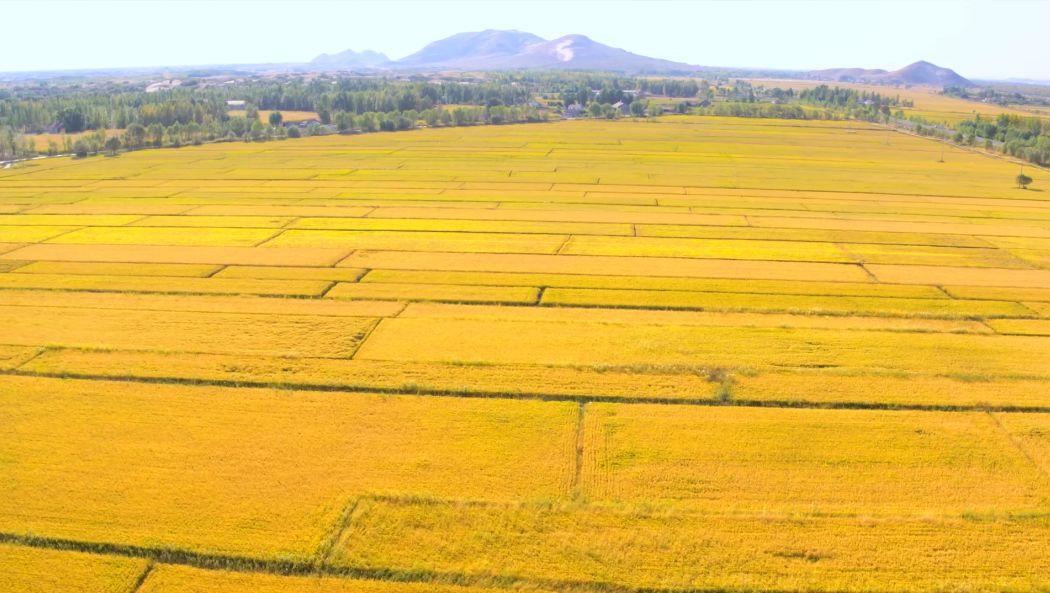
left=473, top=34, right=700, bottom=72
left=807, top=61, right=972, bottom=86
left=310, top=49, right=390, bottom=69
left=312, top=29, right=701, bottom=73
left=807, top=67, right=888, bottom=81
left=884, top=61, right=971, bottom=86
left=396, top=30, right=545, bottom=68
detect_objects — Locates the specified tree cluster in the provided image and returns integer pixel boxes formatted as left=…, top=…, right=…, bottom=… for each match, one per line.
left=956, top=114, right=1049, bottom=165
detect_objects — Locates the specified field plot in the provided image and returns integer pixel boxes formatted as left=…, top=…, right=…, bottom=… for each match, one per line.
left=0, top=116, right=1047, bottom=592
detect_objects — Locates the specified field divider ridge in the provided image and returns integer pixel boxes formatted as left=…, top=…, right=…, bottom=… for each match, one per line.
left=986, top=411, right=1050, bottom=483
left=4, top=367, right=1048, bottom=413
left=0, top=529, right=640, bottom=593
left=127, top=562, right=155, bottom=593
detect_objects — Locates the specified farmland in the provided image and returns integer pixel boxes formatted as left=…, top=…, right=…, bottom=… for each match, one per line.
left=0, top=116, right=1047, bottom=592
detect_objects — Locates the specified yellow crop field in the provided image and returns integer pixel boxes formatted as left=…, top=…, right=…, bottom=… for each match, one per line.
left=331, top=500, right=1049, bottom=592
left=0, top=116, right=1046, bottom=592
left=356, top=317, right=1050, bottom=377
left=0, top=273, right=333, bottom=296
left=0, top=544, right=146, bottom=593
left=581, top=404, right=1047, bottom=514
left=228, top=109, right=320, bottom=123
left=327, top=281, right=539, bottom=304
left=139, top=564, right=546, bottom=593
left=0, top=376, right=576, bottom=557
left=541, top=286, right=1031, bottom=318
left=11, top=261, right=223, bottom=277
left=360, top=268, right=950, bottom=298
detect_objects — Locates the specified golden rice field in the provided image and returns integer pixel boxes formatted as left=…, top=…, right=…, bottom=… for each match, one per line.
left=228, top=109, right=321, bottom=123
left=0, top=116, right=1047, bottom=593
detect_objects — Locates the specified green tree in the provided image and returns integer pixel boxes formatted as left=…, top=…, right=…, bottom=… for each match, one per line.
left=124, top=123, right=146, bottom=149
left=147, top=123, right=164, bottom=147
left=1016, top=173, right=1033, bottom=189
left=72, top=138, right=90, bottom=158
left=268, top=111, right=283, bottom=127
left=57, top=107, right=87, bottom=133
left=104, top=136, right=122, bottom=155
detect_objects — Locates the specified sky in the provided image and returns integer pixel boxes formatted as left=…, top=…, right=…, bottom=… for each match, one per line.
left=2, top=0, right=1048, bottom=80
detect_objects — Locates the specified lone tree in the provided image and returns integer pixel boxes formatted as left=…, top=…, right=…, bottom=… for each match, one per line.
left=268, top=111, right=283, bottom=127
left=104, top=136, right=121, bottom=156
left=1016, top=173, right=1033, bottom=189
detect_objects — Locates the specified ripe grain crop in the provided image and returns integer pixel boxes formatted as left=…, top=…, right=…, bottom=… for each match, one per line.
left=331, top=499, right=1049, bottom=592
left=139, top=564, right=547, bottom=593
left=354, top=317, right=1050, bottom=377
left=326, top=281, right=539, bottom=304
left=0, top=115, right=1045, bottom=592
left=0, top=543, right=147, bottom=593
left=0, top=376, right=577, bottom=557
left=541, top=286, right=1031, bottom=318
left=360, top=269, right=948, bottom=298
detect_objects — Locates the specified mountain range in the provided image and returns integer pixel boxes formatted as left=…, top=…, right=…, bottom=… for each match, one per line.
left=805, top=61, right=972, bottom=86
left=309, top=30, right=972, bottom=86
left=311, top=29, right=701, bottom=73
left=0, top=29, right=976, bottom=87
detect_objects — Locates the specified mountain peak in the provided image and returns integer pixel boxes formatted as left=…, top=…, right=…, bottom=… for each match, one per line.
left=389, top=30, right=698, bottom=72
left=309, top=49, right=390, bottom=69
left=887, top=61, right=971, bottom=86
left=397, top=29, right=546, bottom=68
left=807, top=60, right=971, bottom=87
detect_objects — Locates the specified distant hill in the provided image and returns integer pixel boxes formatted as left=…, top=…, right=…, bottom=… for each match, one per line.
left=312, top=29, right=701, bottom=73
left=396, top=30, right=545, bottom=69
left=478, top=34, right=700, bottom=72
left=807, top=61, right=973, bottom=86
left=309, top=49, right=390, bottom=70
left=886, top=61, right=972, bottom=86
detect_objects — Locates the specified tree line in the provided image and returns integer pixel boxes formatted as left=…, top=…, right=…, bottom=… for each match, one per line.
left=956, top=114, right=1049, bottom=165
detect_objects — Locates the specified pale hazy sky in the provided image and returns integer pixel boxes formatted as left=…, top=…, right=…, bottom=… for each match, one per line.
left=3, top=0, right=1048, bottom=80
